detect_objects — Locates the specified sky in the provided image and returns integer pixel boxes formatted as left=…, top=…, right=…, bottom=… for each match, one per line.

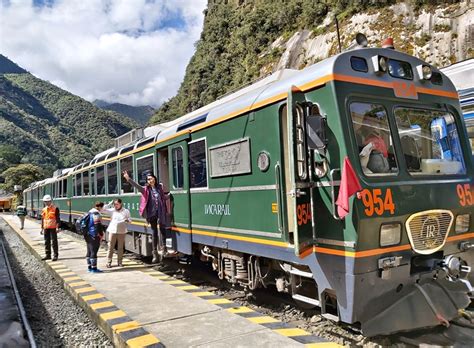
left=0, top=0, right=207, bottom=107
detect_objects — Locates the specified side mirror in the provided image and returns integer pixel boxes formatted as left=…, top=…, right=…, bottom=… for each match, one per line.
left=306, top=113, right=328, bottom=150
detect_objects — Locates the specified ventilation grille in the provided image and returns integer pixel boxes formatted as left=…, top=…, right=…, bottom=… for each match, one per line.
left=405, top=210, right=453, bottom=255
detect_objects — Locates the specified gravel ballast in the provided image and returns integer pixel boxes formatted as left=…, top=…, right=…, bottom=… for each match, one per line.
left=0, top=218, right=111, bottom=347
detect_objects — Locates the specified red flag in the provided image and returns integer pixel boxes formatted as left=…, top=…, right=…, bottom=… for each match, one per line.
left=336, top=157, right=362, bottom=219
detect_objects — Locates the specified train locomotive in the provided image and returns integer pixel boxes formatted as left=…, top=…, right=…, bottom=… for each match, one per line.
left=24, top=37, right=473, bottom=336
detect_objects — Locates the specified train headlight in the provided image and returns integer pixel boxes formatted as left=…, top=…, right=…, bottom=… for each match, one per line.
left=380, top=223, right=401, bottom=247
left=455, top=214, right=470, bottom=234
left=372, top=55, right=388, bottom=74
left=416, top=64, right=432, bottom=80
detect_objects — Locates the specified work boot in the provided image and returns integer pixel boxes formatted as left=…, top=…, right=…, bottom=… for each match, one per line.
left=52, top=256, right=58, bottom=261
left=42, top=256, right=51, bottom=261
left=152, top=250, right=159, bottom=263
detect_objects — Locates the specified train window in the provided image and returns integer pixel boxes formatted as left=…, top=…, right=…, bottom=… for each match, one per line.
left=189, top=139, right=207, bottom=189
left=72, top=176, right=76, bottom=196
left=83, top=171, right=90, bottom=196
left=120, top=156, right=134, bottom=193
left=136, top=155, right=154, bottom=186
left=172, top=147, right=184, bottom=189
left=97, top=165, right=106, bottom=195
left=75, top=173, right=82, bottom=196
left=350, top=102, right=398, bottom=175
left=394, top=108, right=466, bottom=175
left=107, top=161, right=118, bottom=194
left=467, top=123, right=474, bottom=155
left=62, top=179, right=67, bottom=198
left=388, top=59, right=413, bottom=80
left=90, top=169, right=96, bottom=196
left=351, top=57, right=368, bottom=72
left=431, top=72, right=443, bottom=85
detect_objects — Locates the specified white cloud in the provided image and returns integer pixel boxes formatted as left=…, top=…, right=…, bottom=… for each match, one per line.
left=0, top=0, right=207, bottom=107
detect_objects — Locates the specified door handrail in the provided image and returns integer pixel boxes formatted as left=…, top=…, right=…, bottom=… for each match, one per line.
left=329, top=168, right=342, bottom=220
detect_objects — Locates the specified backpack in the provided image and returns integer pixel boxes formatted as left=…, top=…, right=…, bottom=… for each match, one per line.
left=76, top=213, right=91, bottom=236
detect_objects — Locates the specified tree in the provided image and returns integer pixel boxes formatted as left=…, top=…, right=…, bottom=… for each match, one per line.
left=0, top=164, right=45, bottom=193
left=0, top=145, right=22, bottom=165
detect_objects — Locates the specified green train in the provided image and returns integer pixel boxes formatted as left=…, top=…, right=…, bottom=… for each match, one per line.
left=24, top=38, right=473, bottom=336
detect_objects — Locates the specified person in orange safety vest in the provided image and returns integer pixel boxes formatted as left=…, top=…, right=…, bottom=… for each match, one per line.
left=41, top=194, right=60, bottom=261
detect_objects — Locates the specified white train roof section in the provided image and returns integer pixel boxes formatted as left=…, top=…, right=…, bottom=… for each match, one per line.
left=441, top=58, right=474, bottom=92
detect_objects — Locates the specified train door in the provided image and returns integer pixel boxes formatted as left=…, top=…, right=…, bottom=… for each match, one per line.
left=168, top=141, right=192, bottom=254
left=286, top=87, right=314, bottom=256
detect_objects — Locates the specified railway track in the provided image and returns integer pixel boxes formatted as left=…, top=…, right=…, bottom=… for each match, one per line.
left=0, top=233, right=36, bottom=348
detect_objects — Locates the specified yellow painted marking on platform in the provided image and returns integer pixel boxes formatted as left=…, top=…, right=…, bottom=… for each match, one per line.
left=305, top=343, right=343, bottom=348
left=55, top=268, right=71, bottom=273
left=248, top=316, right=280, bottom=324
left=146, top=271, right=164, bottom=275
left=191, top=291, right=214, bottom=297
left=83, top=293, right=105, bottom=301
left=69, top=281, right=89, bottom=287
left=50, top=264, right=67, bottom=269
left=162, top=279, right=186, bottom=285
left=227, top=306, right=254, bottom=314
left=153, top=275, right=171, bottom=280
left=75, top=287, right=96, bottom=294
left=274, top=328, right=311, bottom=337
left=63, top=276, right=81, bottom=282
left=208, top=298, right=232, bottom=305
left=126, top=334, right=160, bottom=347
left=100, top=310, right=126, bottom=321
left=112, top=321, right=140, bottom=333
left=90, top=301, right=114, bottom=310
left=175, top=285, right=199, bottom=290
left=59, top=272, right=76, bottom=277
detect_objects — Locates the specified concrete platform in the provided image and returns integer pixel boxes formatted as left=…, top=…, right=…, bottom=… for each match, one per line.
left=1, top=214, right=340, bottom=348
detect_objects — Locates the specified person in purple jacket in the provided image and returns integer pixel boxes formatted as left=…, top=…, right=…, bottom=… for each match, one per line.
left=123, top=170, right=168, bottom=263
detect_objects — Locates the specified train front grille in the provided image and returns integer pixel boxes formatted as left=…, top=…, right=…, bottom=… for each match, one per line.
left=405, top=210, right=454, bottom=255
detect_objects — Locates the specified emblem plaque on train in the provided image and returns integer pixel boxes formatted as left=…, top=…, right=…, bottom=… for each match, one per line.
left=421, top=216, right=441, bottom=249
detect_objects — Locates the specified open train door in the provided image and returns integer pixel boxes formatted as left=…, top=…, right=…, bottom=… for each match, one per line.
left=287, top=87, right=314, bottom=256
left=168, top=140, right=192, bottom=255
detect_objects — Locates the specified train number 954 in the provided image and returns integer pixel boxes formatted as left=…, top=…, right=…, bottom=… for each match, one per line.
left=297, top=203, right=312, bottom=226
left=457, top=184, right=473, bottom=207
left=359, top=188, right=395, bottom=216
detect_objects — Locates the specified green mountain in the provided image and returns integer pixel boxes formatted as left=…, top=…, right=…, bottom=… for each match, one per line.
left=93, top=100, right=154, bottom=126
left=151, top=0, right=469, bottom=124
left=0, top=55, right=138, bottom=174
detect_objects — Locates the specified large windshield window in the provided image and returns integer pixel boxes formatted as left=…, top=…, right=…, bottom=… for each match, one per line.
left=394, top=108, right=465, bottom=175
left=350, top=102, right=398, bottom=175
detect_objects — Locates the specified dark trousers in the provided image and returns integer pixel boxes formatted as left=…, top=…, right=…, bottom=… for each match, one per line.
left=44, top=228, right=58, bottom=257
left=85, top=235, right=100, bottom=269
left=149, top=216, right=166, bottom=252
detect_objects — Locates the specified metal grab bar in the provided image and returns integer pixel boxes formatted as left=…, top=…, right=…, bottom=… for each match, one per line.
left=329, top=168, right=341, bottom=220
left=275, top=163, right=284, bottom=233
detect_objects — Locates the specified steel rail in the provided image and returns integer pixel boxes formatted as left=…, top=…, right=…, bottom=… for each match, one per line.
left=1, top=236, right=37, bottom=348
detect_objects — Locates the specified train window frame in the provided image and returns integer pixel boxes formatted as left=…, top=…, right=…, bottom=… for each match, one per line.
left=83, top=170, right=90, bottom=196
left=350, top=56, right=368, bottom=73
left=107, top=161, right=119, bottom=195
left=96, top=165, right=106, bottom=196
left=171, top=146, right=184, bottom=189
left=119, top=155, right=135, bottom=195
left=392, top=105, right=467, bottom=177
left=90, top=168, right=96, bottom=196
left=136, top=153, right=155, bottom=187
left=189, top=137, right=208, bottom=190
left=62, top=179, right=67, bottom=198
left=75, top=173, right=82, bottom=197
left=348, top=100, right=400, bottom=177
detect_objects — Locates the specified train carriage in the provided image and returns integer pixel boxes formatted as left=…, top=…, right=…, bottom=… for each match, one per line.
left=24, top=39, right=474, bottom=336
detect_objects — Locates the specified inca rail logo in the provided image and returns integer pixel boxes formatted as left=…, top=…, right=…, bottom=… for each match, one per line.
left=421, top=215, right=441, bottom=249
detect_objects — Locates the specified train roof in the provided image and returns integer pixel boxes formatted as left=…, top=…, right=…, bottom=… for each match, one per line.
left=42, top=46, right=459, bottom=179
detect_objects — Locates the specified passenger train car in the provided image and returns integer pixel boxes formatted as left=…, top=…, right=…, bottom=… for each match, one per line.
left=24, top=39, right=474, bottom=336
left=442, top=58, right=474, bottom=155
